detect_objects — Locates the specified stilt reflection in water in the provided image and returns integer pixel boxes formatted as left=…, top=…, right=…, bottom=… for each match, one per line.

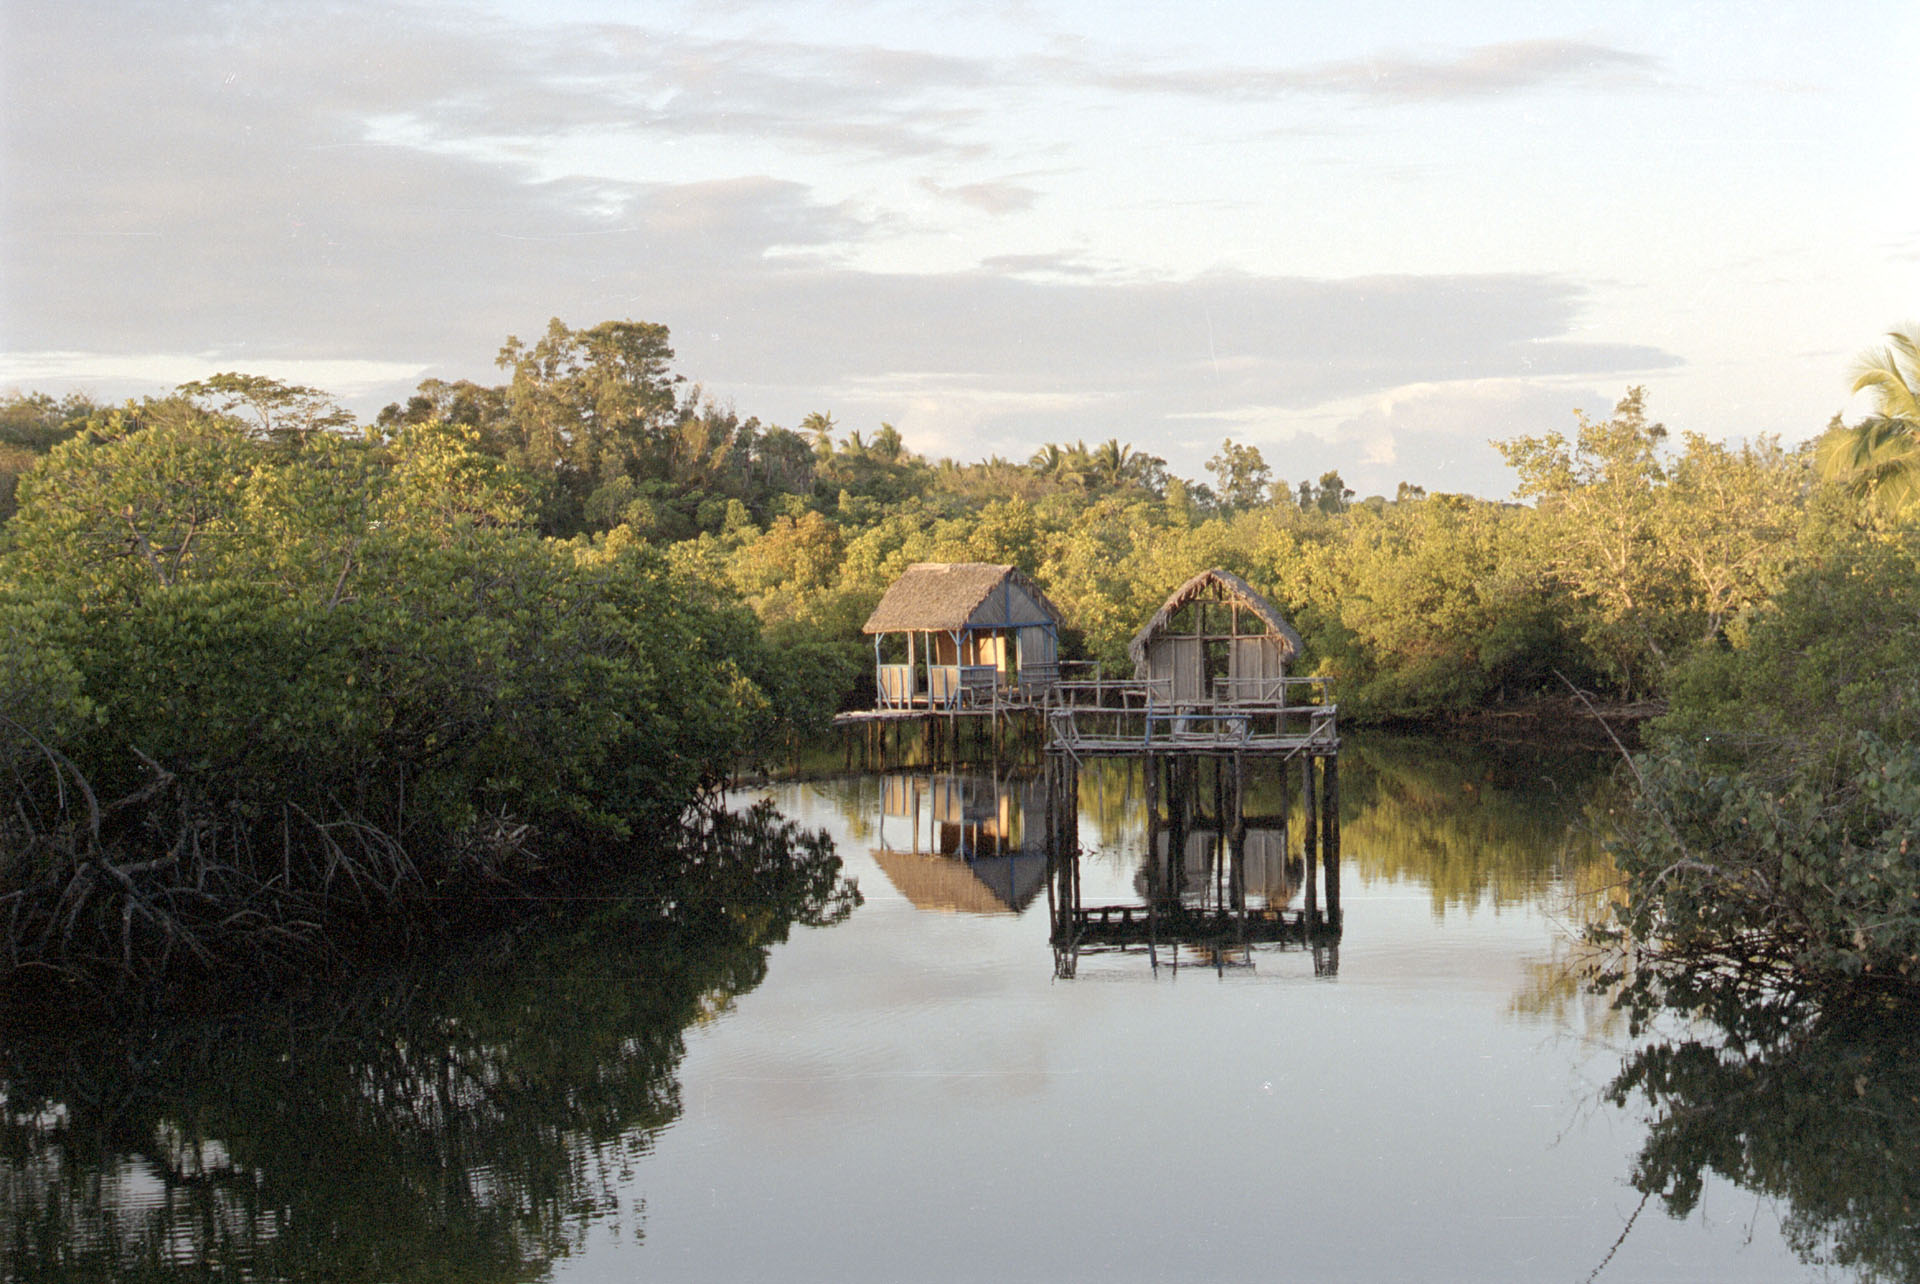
left=871, top=770, right=1048, bottom=913
left=1044, top=753, right=1342, bottom=979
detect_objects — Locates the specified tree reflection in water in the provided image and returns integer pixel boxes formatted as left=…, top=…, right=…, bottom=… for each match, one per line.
left=1606, top=993, right=1920, bottom=1282
left=0, top=801, right=858, bottom=1283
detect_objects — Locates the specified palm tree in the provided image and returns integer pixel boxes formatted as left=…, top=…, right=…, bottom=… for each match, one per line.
left=1028, top=442, right=1065, bottom=474
left=1817, top=327, right=1920, bottom=517
left=1028, top=440, right=1094, bottom=489
left=1091, top=438, right=1136, bottom=490
left=871, top=422, right=905, bottom=462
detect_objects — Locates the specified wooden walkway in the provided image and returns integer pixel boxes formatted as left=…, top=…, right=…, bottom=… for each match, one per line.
left=835, top=675, right=1340, bottom=760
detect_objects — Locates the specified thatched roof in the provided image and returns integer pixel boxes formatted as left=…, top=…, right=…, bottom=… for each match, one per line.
left=862, top=563, right=1063, bottom=634
left=1126, top=568, right=1302, bottom=672
left=870, top=849, right=1049, bottom=914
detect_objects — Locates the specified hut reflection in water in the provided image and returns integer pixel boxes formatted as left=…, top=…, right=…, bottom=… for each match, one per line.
left=872, top=772, right=1050, bottom=914
left=868, top=759, right=1342, bottom=976
left=1046, top=754, right=1342, bottom=979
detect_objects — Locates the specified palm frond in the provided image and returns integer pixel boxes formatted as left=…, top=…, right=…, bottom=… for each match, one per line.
left=1849, top=326, right=1920, bottom=424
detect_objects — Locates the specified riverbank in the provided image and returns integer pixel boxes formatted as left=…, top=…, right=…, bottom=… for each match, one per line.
left=1430, top=693, right=1664, bottom=749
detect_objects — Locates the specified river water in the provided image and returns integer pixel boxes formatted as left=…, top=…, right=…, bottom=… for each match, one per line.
left=4, top=734, right=1914, bottom=1282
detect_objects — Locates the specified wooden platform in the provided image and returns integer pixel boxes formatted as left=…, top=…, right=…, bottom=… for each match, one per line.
left=833, top=703, right=1040, bottom=727
left=1064, top=903, right=1336, bottom=945
left=835, top=676, right=1340, bottom=759
left=1049, top=732, right=1340, bottom=758
left=1044, top=701, right=1339, bottom=758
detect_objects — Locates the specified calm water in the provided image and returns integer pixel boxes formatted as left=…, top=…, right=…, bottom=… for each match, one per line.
left=5, top=735, right=1916, bottom=1283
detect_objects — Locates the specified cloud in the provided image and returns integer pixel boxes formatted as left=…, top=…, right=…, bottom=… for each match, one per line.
left=918, top=177, right=1041, bottom=215
left=1307, top=378, right=1641, bottom=499
left=1069, top=38, right=1659, bottom=104
left=976, top=253, right=1107, bottom=278
left=0, top=350, right=428, bottom=398
left=0, top=3, right=1679, bottom=496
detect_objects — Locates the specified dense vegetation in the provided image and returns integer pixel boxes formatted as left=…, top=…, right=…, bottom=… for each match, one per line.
left=0, top=389, right=813, bottom=988
left=2, top=317, right=1916, bottom=997
left=1600, top=330, right=1920, bottom=1006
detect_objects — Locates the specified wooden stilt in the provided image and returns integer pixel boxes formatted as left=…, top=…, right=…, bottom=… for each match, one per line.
left=1324, top=756, right=1341, bottom=926
left=1302, top=754, right=1319, bottom=921
left=1232, top=750, right=1247, bottom=851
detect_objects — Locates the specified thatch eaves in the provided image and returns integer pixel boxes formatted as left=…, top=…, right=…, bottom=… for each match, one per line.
left=870, top=848, right=1049, bottom=914
left=1127, top=568, right=1303, bottom=672
left=861, top=562, right=1063, bottom=634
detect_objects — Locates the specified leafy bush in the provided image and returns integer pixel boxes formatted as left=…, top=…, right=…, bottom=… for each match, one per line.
left=1606, top=531, right=1920, bottom=1000
left=0, top=406, right=785, bottom=985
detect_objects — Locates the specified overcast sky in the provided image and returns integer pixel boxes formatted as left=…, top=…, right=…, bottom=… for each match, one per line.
left=3, top=1, right=1915, bottom=498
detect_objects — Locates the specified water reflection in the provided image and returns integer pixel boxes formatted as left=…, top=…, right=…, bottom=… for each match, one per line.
left=0, top=802, right=857, bottom=1283
left=1340, top=734, right=1612, bottom=910
left=1605, top=1000, right=1920, bottom=1281
left=1066, top=734, right=1612, bottom=912
left=871, top=772, right=1048, bottom=913
left=16, top=736, right=1912, bottom=1282
left=1045, top=755, right=1343, bottom=978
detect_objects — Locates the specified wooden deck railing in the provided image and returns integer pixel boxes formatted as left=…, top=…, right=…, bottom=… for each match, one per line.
left=876, top=664, right=917, bottom=708
left=1045, top=680, right=1338, bottom=755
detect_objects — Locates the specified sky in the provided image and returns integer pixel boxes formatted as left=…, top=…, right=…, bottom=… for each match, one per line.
left=2, top=0, right=1915, bottom=499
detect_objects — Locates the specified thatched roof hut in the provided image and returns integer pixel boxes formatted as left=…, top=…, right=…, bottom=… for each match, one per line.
left=862, top=563, right=1064, bottom=708
left=1128, top=568, right=1302, bottom=704
left=862, top=563, right=1061, bottom=634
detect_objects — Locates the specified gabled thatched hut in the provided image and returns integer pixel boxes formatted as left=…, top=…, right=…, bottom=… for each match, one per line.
left=862, top=563, right=1064, bottom=709
left=1128, top=568, right=1302, bottom=705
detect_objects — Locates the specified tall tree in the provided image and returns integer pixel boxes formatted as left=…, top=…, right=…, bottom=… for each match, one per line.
left=1313, top=469, right=1354, bottom=516
left=177, top=373, right=354, bottom=446
left=495, top=318, right=683, bottom=531
left=1497, top=388, right=1685, bottom=693
left=1205, top=439, right=1271, bottom=511
left=800, top=411, right=838, bottom=461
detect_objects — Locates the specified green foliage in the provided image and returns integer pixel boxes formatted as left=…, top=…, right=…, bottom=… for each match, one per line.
left=1498, top=389, right=1806, bottom=695
left=1298, top=493, right=1581, bottom=716
left=1608, top=737, right=1920, bottom=999
left=0, top=401, right=798, bottom=985
left=494, top=317, right=683, bottom=533
left=1609, top=534, right=1920, bottom=1000
left=6, top=399, right=256, bottom=595
left=1308, top=469, right=1353, bottom=515
left=177, top=372, right=354, bottom=445
left=0, top=392, right=99, bottom=524
left=1203, top=438, right=1271, bottom=511
left=1498, top=389, right=1684, bottom=693
left=355, top=327, right=1819, bottom=724
left=1655, top=532, right=1920, bottom=772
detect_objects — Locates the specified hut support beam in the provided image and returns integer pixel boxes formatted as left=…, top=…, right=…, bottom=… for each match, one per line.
left=1325, top=757, right=1341, bottom=925
left=1302, top=754, right=1319, bottom=921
